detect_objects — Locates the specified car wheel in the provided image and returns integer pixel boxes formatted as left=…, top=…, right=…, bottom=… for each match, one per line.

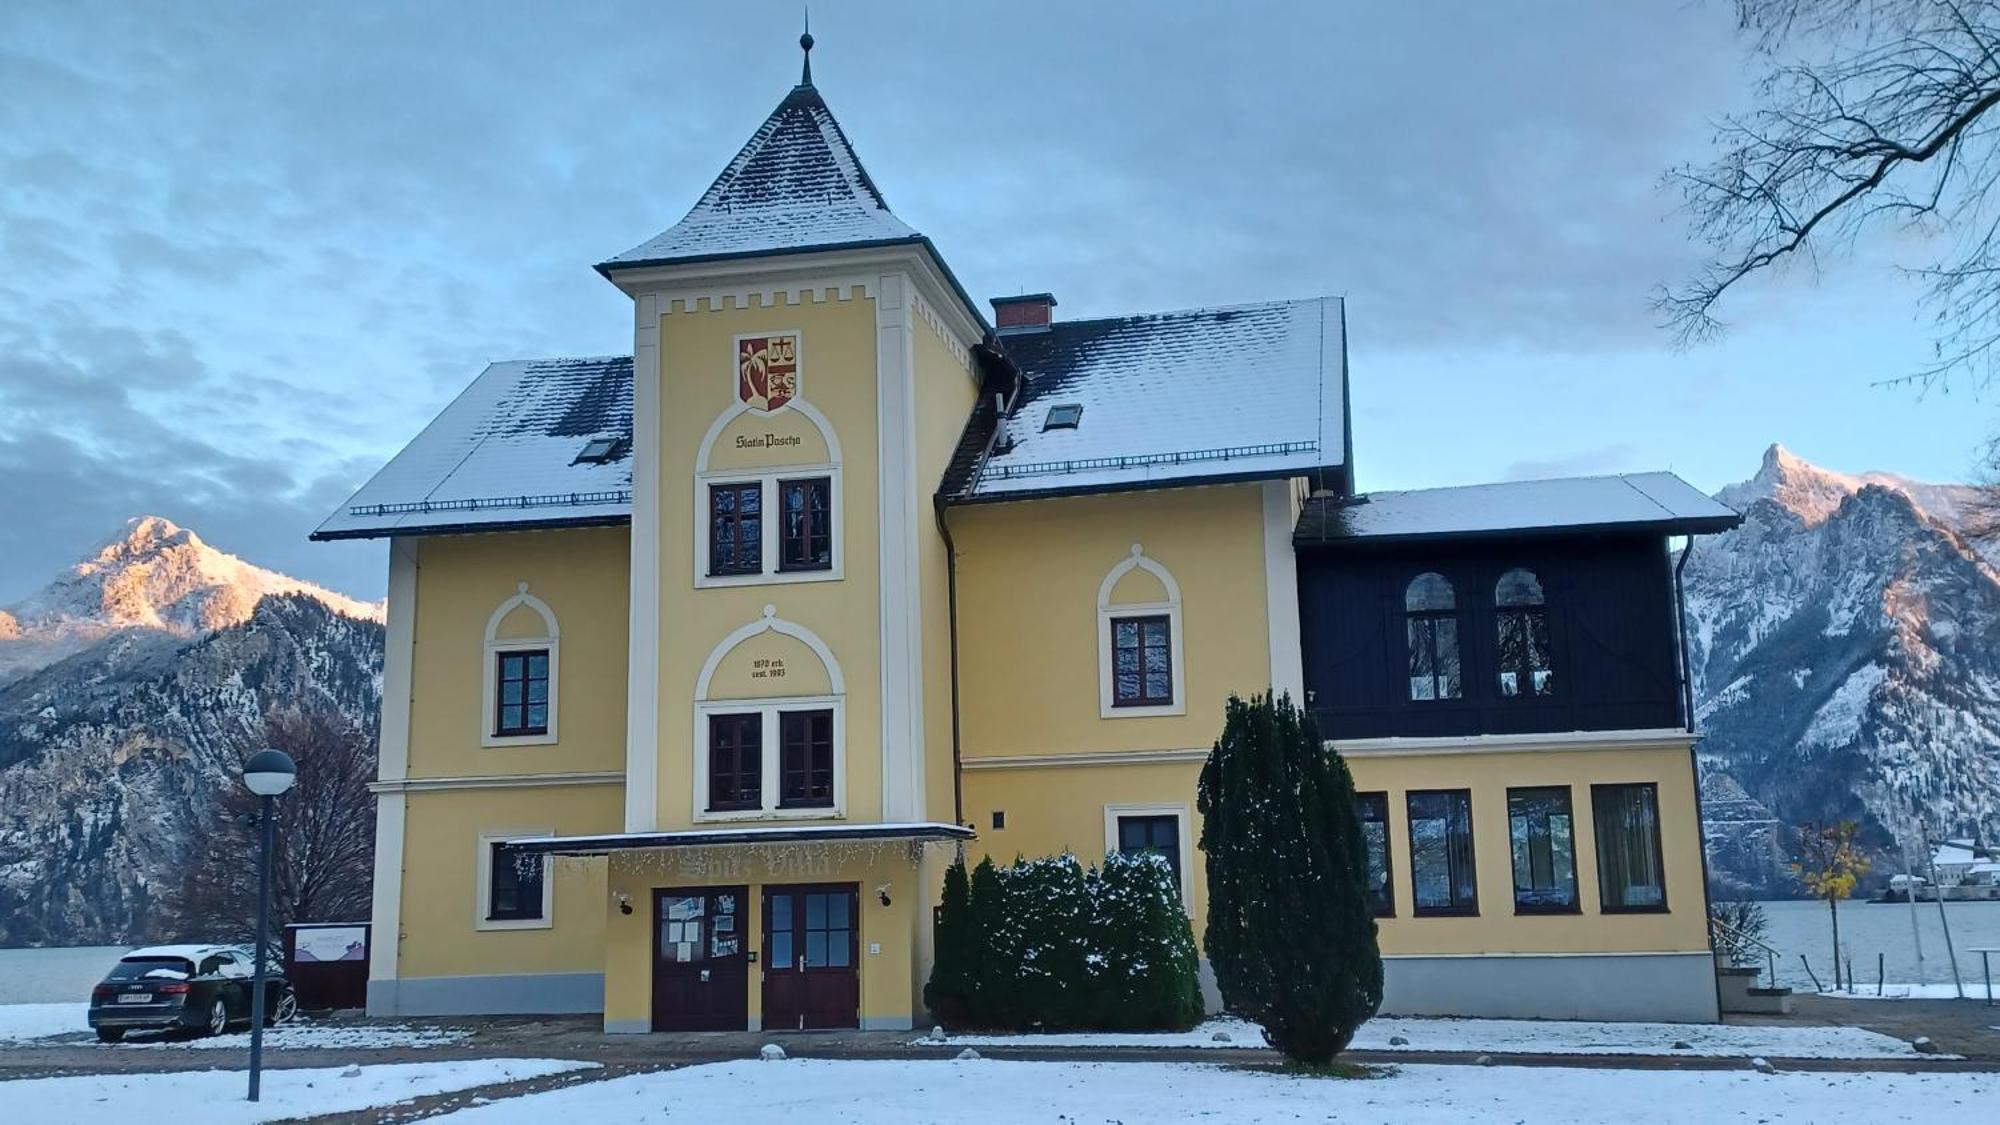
left=95, top=1027, right=124, bottom=1043
left=206, top=997, right=230, bottom=1037
left=267, top=989, right=298, bottom=1026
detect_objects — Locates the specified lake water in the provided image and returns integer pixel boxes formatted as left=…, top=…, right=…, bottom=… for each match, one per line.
left=0, top=945, right=129, bottom=1004
left=1752, top=898, right=2000, bottom=993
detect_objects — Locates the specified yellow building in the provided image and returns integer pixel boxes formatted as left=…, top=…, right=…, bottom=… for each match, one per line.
left=316, top=34, right=1739, bottom=1029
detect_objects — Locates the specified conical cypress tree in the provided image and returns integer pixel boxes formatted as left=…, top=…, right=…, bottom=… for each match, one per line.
left=923, top=857, right=974, bottom=1026
left=1198, top=692, right=1382, bottom=1064
left=965, top=856, right=1007, bottom=1026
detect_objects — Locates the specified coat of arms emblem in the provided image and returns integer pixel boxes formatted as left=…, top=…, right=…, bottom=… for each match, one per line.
left=737, top=333, right=799, bottom=412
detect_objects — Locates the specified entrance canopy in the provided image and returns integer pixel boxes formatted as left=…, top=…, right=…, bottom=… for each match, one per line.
left=499, top=821, right=973, bottom=857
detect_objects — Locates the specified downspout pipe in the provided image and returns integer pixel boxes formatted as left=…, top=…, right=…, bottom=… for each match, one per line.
left=1675, top=534, right=1725, bottom=1019
left=935, top=495, right=965, bottom=829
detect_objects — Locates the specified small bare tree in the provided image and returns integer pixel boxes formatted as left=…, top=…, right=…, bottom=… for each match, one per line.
left=1791, top=819, right=1871, bottom=990
left=1664, top=1, right=2000, bottom=389
left=171, top=706, right=376, bottom=943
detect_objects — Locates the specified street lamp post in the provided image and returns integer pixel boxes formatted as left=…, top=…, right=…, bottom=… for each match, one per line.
left=242, top=748, right=296, bottom=1103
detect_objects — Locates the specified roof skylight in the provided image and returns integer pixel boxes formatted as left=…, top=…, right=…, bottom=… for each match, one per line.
left=1042, top=403, right=1083, bottom=431
left=573, top=437, right=625, bottom=465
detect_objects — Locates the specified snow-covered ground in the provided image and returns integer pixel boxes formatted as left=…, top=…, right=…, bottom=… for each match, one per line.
left=938, top=1015, right=1932, bottom=1059
left=0, top=1002, right=468, bottom=1049
left=4, top=1059, right=593, bottom=1125
left=429, top=1058, right=1997, bottom=1124
left=0, top=1003, right=83, bottom=1043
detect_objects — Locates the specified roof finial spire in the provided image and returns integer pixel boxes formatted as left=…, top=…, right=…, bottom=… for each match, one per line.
left=799, top=9, right=814, bottom=87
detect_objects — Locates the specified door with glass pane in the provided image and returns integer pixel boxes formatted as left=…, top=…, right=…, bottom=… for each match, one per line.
left=761, top=884, right=859, bottom=1030
left=651, top=886, right=749, bottom=1031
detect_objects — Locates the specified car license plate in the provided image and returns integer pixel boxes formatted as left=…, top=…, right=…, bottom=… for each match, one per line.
left=116, top=993, right=151, bottom=1004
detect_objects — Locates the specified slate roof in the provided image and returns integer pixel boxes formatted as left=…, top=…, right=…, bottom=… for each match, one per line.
left=598, top=82, right=921, bottom=272
left=939, top=298, right=1348, bottom=503
left=1293, top=472, right=1741, bottom=546
left=312, top=356, right=634, bottom=540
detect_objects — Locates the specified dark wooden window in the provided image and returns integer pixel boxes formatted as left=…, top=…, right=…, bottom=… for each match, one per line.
left=1407, top=789, right=1477, bottom=915
left=1404, top=573, right=1462, bottom=701
left=1593, top=783, right=1668, bottom=912
left=1116, top=814, right=1182, bottom=887
left=1508, top=786, right=1579, bottom=913
left=1356, top=791, right=1394, bottom=916
left=778, top=477, right=833, bottom=572
left=778, top=709, right=834, bottom=808
left=1111, top=615, right=1173, bottom=706
left=493, top=649, right=550, bottom=736
left=708, top=482, right=763, bottom=576
left=487, top=843, right=545, bottom=921
left=707, top=713, right=763, bottom=811
left=1496, top=568, right=1554, bottom=698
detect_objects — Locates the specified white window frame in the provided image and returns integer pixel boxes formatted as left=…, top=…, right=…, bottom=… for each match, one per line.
left=692, top=695, right=847, bottom=822
left=481, top=585, right=559, bottom=748
left=694, top=466, right=845, bottom=588
left=475, top=827, right=554, bottom=932
left=1097, top=545, right=1186, bottom=718
left=1103, top=802, right=1195, bottom=911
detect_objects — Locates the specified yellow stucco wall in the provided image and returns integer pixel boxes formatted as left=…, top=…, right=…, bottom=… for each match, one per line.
left=394, top=784, right=621, bottom=979
left=406, top=527, right=631, bottom=779
left=655, top=290, right=884, bottom=828
left=962, top=742, right=1707, bottom=958
left=913, top=312, right=977, bottom=825
left=601, top=845, right=939, bottom=1030
left=1353, top=744, right=1709, bottom=955
left=951, top=484, right=1273, bottom=759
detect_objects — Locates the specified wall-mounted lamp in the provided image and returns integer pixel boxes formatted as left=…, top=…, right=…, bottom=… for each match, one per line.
left=876, top=884, right=893, bottom=908
left=614, top=892, right=633, bottom=916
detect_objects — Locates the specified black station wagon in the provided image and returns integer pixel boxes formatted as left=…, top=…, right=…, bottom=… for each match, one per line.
left=87, top=945, right=295, bottom=1042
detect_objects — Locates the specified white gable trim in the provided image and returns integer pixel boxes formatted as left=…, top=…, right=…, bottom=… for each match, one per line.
left=695, top=605, right=848, bottom=701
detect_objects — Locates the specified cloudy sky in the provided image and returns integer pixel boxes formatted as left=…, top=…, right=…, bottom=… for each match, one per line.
left=0, top=1, right=1989, bottom=601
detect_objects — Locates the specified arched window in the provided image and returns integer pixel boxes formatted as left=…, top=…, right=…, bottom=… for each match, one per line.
left=1404, top=572, right=1461, bottom=701
left=1495, top=567, right=1554, bottom=697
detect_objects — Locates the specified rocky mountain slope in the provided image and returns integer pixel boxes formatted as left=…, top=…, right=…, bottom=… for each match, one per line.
left=0, top=520, right=381, bottom=945
left=1689, top=445, right=2000, bottom=895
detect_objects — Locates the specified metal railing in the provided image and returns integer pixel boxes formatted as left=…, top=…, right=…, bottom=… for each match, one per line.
left=1709, top=916, right=1780, bottom=988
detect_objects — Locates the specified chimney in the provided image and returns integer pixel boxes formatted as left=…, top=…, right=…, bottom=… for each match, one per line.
left=990, top=293, right=1057, bottom=334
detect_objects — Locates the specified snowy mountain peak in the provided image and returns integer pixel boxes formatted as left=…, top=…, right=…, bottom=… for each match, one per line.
left=1719, top=442, right=1979, bottom=535
left=0, top=516, right=382, bottom=683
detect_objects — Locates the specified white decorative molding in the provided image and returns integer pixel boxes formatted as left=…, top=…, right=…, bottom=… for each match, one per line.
left=481, top=583, right=560, bottom=748
left=875, top=271, right=926, bottom=821
left=694, top=605, right=848, bottom=700
left=1262, top=479, right=1305, bottom=704
left=1330, top=728, right=1699, bottom=758
left=1102, top=801, right=1196, bottom=909
left=370, top=771, right=625, bottom=795
left=666, top=281, right=869, bottom=315
left=909, top=286, right=974, bottom=373
left=960, top=747, right=1212, bottom=771
left=378, top=539, right=419, bottom=783
left=368, top=792, right=406, bottom=986
left=1096, top=544, right=1188, bottom=719
left=626, top=291, right=662, bottom=832
left=474, top=827, right=555, bottom=932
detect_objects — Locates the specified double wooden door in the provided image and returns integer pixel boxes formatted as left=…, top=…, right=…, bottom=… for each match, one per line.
left=651, top=886, right=749, bottom=1031
left=761, top=884, right=859, bottom=1030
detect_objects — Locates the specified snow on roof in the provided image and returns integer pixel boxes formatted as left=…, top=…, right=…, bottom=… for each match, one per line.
left=122, top=944, right=228, bottom=961
left=500, top=821, right=974, bottom=856
left=314, top=356, right=633, bottom=540
left=598, top=83, right=918, bottom=271
left=1295, top=472, right=1741, bottom=544
left=946, top=298, right=1346, bottom=501
left=1935, top=843, right=1978, bottom=866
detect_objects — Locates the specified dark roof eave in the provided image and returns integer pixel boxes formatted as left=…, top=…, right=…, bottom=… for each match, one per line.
left=504, top=822, right=977, bottom=857
left=941, top=461, right=1340, bottom=508
left=309, top=512, right=632, bottom=543
left=1293, top=513, right=1744, bottom=550
left=594, top=235, right=992, bottom=337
